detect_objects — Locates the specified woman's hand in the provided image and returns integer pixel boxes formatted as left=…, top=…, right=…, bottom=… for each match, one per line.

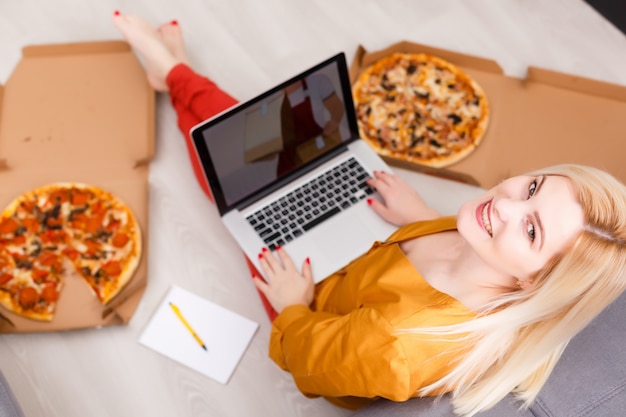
left=366, top=171, right=439, bottom=226
left=253, top=247, right=315, bottom=314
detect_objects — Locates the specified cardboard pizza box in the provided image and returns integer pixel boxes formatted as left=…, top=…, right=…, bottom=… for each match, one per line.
left=350, top=41, right=626, bottom=188
left=0, top=41, right=155, bottom=333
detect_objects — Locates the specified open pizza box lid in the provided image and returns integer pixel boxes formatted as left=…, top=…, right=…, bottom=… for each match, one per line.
left=0, top=41, right=155, bottom=333
left=350, top=41, right=626, bottom=188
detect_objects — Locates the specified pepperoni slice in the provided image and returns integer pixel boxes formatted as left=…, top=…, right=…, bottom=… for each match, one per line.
left=48, top=190, right=69, bottom=205
left=18, top=200, right=36, bottom=214
left=85, top=215, right=104, bottom=233
left=18, top=287, right=38, bottom=308
left=41, top=285, right=59, bottom=302
left=32, top=268, right=49, bottom=282
left=101, top=260, right=121, bottom=277
left=70, top=212, right=88, bottom=230
left=0, top=273, right=13, bottom=285
left=62, top=246, right=80, bottom=261
left=40, top=229, right=68, bottom=244
left=71, top=190, right=89, bottom=206
left=105, top=218, right=121, bottom=233
left=85, top=240, right=101, bottom=255
left=21, top=218, right=39, bottom=233
left=90, top=201, right=107, bottom=215
left=0, top=218, right=19, bottom=234
left=45, top=217, right=64, bottom=228
left=112, top=233, right=129, bottom=248
left=38, top=251, right=58, bottom=267
left=10, top=235, right=26, bottom=245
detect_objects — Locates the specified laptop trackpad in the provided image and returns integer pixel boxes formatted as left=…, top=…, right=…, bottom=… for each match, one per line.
left=316, top=219, right=376, bottom=263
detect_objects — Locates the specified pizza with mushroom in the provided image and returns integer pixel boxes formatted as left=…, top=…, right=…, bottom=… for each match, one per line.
left=352, top=52, right=489, bottom=167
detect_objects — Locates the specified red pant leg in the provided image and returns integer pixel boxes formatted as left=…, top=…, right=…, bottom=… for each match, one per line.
left=166, top=64, right=238, bottom=200
left=165, top=64, right=278, bottom=321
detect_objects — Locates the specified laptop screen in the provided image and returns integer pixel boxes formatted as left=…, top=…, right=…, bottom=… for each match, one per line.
left=191, top=53, right=360, bottom=214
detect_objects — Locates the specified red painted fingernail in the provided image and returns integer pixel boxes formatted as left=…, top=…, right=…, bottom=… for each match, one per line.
left=262, top=247, right=268, bottom=252
left=114, top=10, right=120, bottom=16
left=367, top=198, right=373, bottom=205
left=171, top=19, right=178, bottom=25
left=305, top=257, right=310, bottom=264
left=275, top=245, right=281, bottom=251
left=258, top=253, right=263, bottom=259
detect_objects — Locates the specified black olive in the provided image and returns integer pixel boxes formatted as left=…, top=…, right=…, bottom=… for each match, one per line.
left=16, top=260, right=33, bottom=269
left=68, top=205, right=88, bottom=220
left=410, top=135, right=425, bottom=148
left=448, top=114, right=462, bottom=125
left=96, top=230, right=112, bottom=242
left=30, top=243, right=42, bottom=258
left=412, top=88, right=430, bottom=100
left=50, top=204, right=61, bottom=218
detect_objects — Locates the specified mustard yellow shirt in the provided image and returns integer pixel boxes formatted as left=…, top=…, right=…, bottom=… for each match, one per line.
left=269, top=216, right=477, bottom=409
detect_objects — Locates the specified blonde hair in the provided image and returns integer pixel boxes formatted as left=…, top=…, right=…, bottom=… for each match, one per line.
left=402, top=164, right=626, bottom=416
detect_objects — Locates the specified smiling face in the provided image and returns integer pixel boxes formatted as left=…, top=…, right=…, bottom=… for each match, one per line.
left=456, top=174, right=585, bottom=284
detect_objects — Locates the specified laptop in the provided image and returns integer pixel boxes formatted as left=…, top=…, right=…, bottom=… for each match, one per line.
left=191, top=52, right=397, bottom=283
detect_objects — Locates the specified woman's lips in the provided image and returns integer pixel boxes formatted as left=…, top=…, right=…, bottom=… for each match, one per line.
left=476, top=199, right=493, bottom=237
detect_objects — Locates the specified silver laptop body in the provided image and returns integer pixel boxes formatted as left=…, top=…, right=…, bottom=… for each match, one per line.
left=191, top=53, right=396, bottom=283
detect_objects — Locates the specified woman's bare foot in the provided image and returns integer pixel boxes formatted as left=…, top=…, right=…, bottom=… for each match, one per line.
left=112, top=12, right=184, bottom=92
left=157, top=20, right=190, bottom=65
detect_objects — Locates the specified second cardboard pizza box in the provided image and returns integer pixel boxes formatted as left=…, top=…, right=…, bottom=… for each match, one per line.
left=350, top=41, right=626, bottom=188
left=0, top=41, right=155, bottom=333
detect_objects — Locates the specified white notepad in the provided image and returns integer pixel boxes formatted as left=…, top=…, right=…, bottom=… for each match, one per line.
left=139, top=285, right=259, bottom=384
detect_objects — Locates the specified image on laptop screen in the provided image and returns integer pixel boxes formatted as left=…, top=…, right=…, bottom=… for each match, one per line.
left=195, top=56, right=356, bottom=209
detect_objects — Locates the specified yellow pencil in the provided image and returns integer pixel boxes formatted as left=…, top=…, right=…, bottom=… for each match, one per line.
left=169, top=302, right=208, bottom=351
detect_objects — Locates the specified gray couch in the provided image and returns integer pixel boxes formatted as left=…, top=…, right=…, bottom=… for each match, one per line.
left=352, top=291, right=626, bottom=417
left=0, top=371, right=24, bottom=417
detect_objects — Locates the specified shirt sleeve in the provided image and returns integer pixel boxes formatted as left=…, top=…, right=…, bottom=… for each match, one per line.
left=268, top=304, right=414, bottom=401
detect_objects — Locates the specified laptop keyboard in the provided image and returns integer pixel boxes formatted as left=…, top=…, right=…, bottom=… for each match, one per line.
left=246, top=157, right=376, bottom=250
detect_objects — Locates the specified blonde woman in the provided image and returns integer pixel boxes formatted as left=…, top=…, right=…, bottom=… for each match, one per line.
left=258, top=164, right=626, bottom=415
left=113, top=13, right=626, bottom=416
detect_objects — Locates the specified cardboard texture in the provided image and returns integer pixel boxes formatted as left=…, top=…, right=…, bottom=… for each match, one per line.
left=350, top=41, right=626, bottom=188
left=0, top=41, right=155, bottom=333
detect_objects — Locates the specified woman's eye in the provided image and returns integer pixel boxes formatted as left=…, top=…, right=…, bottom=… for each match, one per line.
left=528, top=180, right=537, bottom=198
left=527, top=222, right=536, bottom=242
